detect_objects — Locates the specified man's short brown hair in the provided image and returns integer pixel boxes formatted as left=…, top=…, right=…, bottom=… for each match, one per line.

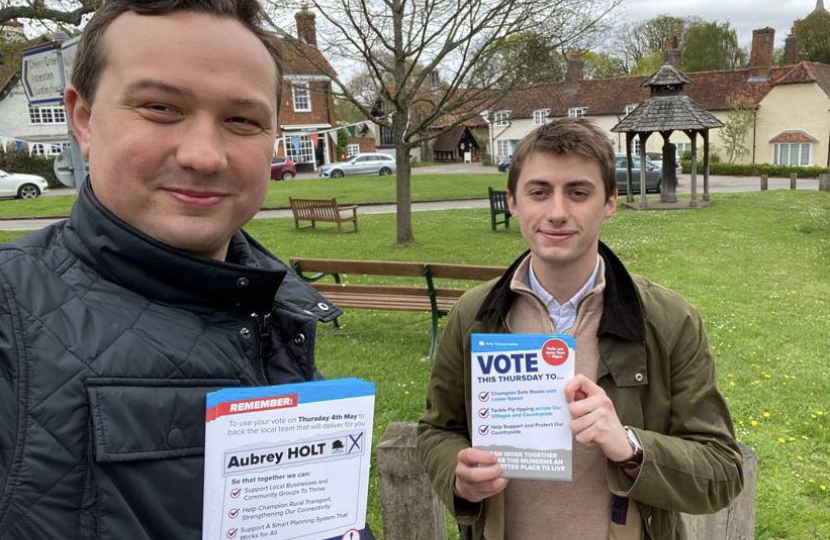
left=506, top=118, right=616, bottom=200
left=72, top=0, right=282, bottom=103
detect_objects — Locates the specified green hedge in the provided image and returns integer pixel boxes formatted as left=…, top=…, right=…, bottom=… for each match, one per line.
left=680, top=160, right=830, bottom=178
left=0, top=147, right=61, bottom=187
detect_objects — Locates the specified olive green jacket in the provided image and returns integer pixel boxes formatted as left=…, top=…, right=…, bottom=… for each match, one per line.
left=417, top=244, right=743, bottom=540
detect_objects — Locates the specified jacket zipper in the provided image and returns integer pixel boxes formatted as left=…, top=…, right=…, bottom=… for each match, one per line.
left=256, top=312, right=272, bottom=385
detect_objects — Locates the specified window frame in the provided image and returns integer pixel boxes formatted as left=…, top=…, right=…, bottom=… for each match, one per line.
left=568, top=107, right=587, bottom=119
left=292, top=83, right=311, bottom=112
left=28, top=104, right=67, bottom=125
left=532, top=109, right=550, bottom=126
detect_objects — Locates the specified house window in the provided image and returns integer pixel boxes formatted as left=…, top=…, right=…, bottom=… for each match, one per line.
left=379, top=125, right=394, bottom=147
left=29, top=104, right=66, bottom=124
left=284, top=134, right=315, bottom=164
left=568, top=107, right=587, bottom=118
left=347, top=143, right=360, bottom=157
left=624, top=104, right=638, bottom=116
left=292, top=83, right=311, bottom=112
left=494, top=110, right=510, bottom=127
left=774, top=143, right=811, bottom=166
left=533, top=109, right=550, bottom=126
left=30, top=142, right=69, bottom=156
left=674, top=142, right=691, bottom=160
left=496, top=139, right=517, bottom=160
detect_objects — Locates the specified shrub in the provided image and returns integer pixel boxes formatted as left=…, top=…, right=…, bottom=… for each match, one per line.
left=0, top=145, right=61, bottom=187
left=680, top=160, right=830, bottom=178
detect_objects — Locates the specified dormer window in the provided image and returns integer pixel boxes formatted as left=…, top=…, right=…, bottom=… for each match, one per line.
left=533, top=109, right=550, bottom=126
left=494, top=110, right=511, bottom=127
left=568, top=107, right=587, bottom=119
left=624, top=104, right=638, bottom=116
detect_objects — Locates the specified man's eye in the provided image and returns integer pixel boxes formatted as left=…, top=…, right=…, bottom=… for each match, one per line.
left=227, top=117, right=265, bottom=133
left=571, top=190, right=589, bottom=198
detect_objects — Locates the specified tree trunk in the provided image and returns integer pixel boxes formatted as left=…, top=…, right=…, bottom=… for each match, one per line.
left=395, top=141, right=415, bottom=245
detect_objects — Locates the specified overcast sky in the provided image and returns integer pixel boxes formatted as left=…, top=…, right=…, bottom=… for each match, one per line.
left=619, top=0, right=822, bottom=48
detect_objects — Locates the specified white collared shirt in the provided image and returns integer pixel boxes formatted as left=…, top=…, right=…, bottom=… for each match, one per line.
left=527, top=254, right=602, bottom=332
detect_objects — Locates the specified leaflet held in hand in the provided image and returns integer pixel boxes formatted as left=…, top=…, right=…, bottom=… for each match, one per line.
left=471, top=333, right=575, bottom=480
left=202, top=378, right=375, bottom=540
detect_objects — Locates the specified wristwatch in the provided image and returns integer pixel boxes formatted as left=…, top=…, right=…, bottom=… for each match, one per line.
left=615, top=426, right=644, bottom=469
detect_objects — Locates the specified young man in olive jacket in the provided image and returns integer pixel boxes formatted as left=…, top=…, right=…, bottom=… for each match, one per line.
left=0, top=1, right=345, bottom=538
left=418, top=119, right=743, bottom=540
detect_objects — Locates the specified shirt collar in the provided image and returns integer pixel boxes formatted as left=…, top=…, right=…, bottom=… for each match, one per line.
left=527, top=254, right=602, bottom=312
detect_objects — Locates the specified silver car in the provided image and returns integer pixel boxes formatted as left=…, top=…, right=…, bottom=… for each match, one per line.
left=0, top=169, right=50, bottom=199
left=615, top=155, right=661, bottom=194
left=318, top=153, right=396, bottom=178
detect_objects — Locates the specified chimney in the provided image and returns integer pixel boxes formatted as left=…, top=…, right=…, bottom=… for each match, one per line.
left=749, top=27, right=775, bottom=68
left=295, top=6, right=317, bottom=47
left=784, top=31, right=800, bottom=64
left=664, top=36, right=681, bottom=68
left=565, top=52, right=584, bottom=83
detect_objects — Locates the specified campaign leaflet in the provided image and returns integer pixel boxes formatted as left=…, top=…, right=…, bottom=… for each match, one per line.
left=471, top=333, right=575, bottom=481
left=202, top=379, right=375, bottom=540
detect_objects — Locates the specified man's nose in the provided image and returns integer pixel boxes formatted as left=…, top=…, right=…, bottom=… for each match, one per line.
left=175, top=117, right=229, bottom=174
left=545, top=192, right=569, bottom=223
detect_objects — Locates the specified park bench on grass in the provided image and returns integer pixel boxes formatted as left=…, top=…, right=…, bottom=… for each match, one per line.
left=289, top=258, right=505, bottom=360
left=488, top=187, right=511, bottom=231
left=288, top=197, right=358, bottom=233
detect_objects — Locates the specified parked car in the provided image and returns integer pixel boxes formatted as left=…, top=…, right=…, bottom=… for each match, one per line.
left=614, top=154, right=661, bottom=194
left=270, top=157, right=296, bottom=180
left=497, top=156, right=511, bottom=173
left=0, top=169, right=49, bottom=199
left=318, top=153, right=396, bottom=178
left=646, top=152, right=683, bottom=178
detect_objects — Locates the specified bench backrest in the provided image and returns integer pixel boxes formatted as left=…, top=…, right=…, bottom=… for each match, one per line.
left=291, top=258, right=505, bottom=283
left=488, top=187, right=509, bottom=213
left=289, top=197, right=340, bottom=220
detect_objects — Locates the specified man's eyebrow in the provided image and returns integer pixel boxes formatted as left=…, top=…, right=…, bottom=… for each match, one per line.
left=125, top=78, right=195, bottom=98
left=523, top=178, right=596, bottom=188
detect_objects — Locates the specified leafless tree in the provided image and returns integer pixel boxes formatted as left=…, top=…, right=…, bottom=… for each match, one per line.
left=0, top=0, right=100, bottom=28
left=270, top=0, right=620, bottom=244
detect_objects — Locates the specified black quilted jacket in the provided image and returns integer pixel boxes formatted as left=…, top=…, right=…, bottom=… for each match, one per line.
left=0, top=181, right=340, bottom=539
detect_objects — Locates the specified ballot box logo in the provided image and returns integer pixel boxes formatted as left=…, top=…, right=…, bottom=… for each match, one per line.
left=541, top=338, right=570, bottom=366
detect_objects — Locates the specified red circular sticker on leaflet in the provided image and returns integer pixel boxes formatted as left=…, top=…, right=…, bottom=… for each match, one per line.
left=541, top=338, right=570, bottom=366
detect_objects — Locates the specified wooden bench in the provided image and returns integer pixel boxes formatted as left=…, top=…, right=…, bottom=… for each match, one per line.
left=288, top=197, right=358, bottom=232
left=290, top=258, right=505, bottom=359
left=488, top=187, right=511, bottom=231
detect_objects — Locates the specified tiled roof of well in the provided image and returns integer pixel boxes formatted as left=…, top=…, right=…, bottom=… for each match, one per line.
left=611, top=94, right=724, bottom=132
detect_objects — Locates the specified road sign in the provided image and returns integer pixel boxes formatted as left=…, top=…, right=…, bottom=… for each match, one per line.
left=21, top=44, right=65, bottom=105
left=61, top=37, right=81, bottom=86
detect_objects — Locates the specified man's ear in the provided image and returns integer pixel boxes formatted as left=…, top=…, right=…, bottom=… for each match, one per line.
left=507, top=191, right=519, bottom=219
left=64, top=86, right=91, bottom=159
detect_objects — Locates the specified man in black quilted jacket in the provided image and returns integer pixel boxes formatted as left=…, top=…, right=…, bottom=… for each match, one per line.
left=0, top=1, right=347, bottom=538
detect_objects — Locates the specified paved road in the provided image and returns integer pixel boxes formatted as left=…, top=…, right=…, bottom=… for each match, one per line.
left=3, top=166, right=821, bottom=232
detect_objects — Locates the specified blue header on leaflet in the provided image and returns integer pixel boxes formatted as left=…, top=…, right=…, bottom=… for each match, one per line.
left=471, top=333, right=575, bottom=352
left=206, top=378, right=375, bottom=409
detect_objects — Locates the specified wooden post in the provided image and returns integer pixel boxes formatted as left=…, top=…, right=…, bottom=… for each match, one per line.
left=702, top=130, right=710, bottom=202
left=819, top=173, right=829, bottom=192
left=790, top=172, right=797, bottom=190
left=760, top=174, right=768, bottom=191
left=638, top=134, right=649, bottom=208
left=377, top=422, right=447, bottom=540
left=681, top=443, right=757, bottom=540
left=689, top=132, right=698, bottom=207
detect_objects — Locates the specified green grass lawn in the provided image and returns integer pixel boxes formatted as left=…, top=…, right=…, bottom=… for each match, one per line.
left=1, top=190, right=827, bottom=539
left=0, top=173, right=505, bottom=219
